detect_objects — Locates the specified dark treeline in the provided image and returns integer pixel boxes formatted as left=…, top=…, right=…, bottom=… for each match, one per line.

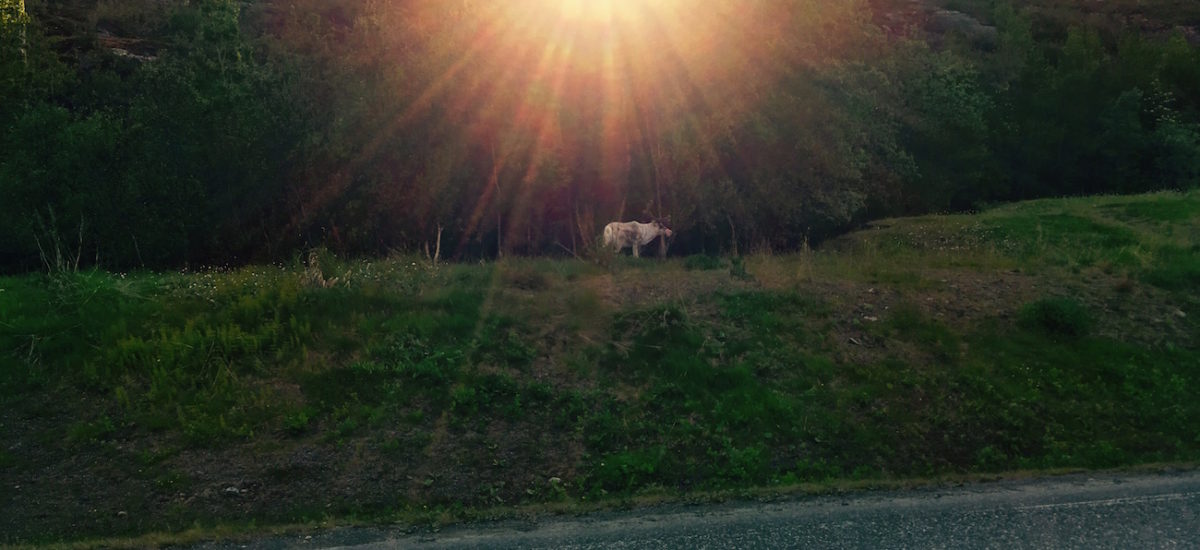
left=1, top=0, right=1198, bottom=271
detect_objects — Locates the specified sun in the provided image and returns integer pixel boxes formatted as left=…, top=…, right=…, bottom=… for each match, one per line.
left=557, top=0, right=614, bottom=22
left=555, top=0, right=660, bottom=24
left=548, top=0, right=690, bottom=30
left=387, top=0, right=770, bottom=210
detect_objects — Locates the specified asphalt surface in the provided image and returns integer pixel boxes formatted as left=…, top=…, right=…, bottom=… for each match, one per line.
left=200, top=470, right=1200, bottom=549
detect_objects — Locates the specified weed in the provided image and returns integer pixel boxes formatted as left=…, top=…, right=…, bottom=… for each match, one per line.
left=729, top=257, right=753, bottom=280
left=451, top=386, right=480, bottom=416
left=302, top=247, right=347, bottom=288
left=367, top=332, right=463, bottom=384
left=590, top=447, right=667, bottom=493
left=283, top=408, right=314, bottom=436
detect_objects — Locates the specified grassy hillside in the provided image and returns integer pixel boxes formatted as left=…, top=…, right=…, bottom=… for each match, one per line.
left=2, top=191, right=1199, bottom=545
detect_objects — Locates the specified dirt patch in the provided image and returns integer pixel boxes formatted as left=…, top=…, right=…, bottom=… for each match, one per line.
left=579, top=267, right=760, bottom=310
left=1067, top=268, right=1196, bottom=347
left=580, top=274, right=621, bottom=310
left=802, top=269, right=1036, bottom=364
left=813, top=265, right=1196, bottom=369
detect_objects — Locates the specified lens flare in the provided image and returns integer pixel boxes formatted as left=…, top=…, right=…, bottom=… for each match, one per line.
left=303, top=0, right=860, bottom=254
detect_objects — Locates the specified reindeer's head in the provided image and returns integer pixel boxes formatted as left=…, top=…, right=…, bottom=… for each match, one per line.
left=653, top=217, right=673, bottom=238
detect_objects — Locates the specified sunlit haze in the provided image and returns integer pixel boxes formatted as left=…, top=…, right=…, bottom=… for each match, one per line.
left=374, top=0, right=818, bottom=243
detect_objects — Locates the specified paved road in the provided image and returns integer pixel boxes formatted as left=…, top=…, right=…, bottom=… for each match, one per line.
left=205, top=470, right=1200, bottom=549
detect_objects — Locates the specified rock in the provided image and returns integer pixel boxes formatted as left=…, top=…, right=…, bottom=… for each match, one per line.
left=116, top=510, right=127, bottom=518
left=863, top=316, right=879, bottom=322
left=223, top=486, right=241, bottom=497
left=548, top=477, right=562, bottom=486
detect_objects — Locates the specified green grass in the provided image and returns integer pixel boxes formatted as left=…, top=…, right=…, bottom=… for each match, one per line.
left=822, top=191, right=1200, bottom=282
left=1, top=191, right=1198, bottom=545
left=683, top=254, right=725, bottom=271
left=1018, top=297, right=1092, bottom=339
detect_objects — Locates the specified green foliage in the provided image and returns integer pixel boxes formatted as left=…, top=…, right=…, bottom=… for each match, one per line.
left=0, top=0, right=303, bottom=271
left=583, top=292, right=836, bottom=492
left=4, top=1, right=1200, bottom=269
left=1, top=191, right=1199, bottom=542
left=887, top=303, right=961, bottom=359
left=282, top=408, right=314, bottom=436
left=363, top=332, right=463, bottom=384
left=68, top=415, right=117, bottom=443
left=590, top=447, right=667, bottom=493
left=683, top=254, right=723, bottom=271
left=503, top=266, right=550, bottom=290
left=1102, top=198, right=1198, bottom=223
left=981, top=13, right=1200, bottom=203
left=729, top=257, right=753, bottom=281
left=985, top=213, right=1138, bottom=255
left=1018, top=297, right=1091, bottom=339
left=1141, top=245, right=1200, bottom=290
left=888, top=44, right=996, bottom=213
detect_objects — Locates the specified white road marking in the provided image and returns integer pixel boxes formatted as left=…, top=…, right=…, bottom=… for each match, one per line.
left=1016, top=492, right=1198, bottom=511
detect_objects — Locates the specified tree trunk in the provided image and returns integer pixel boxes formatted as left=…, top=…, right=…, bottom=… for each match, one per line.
left=434, top=223, right=443, bottom=266
left=727, top=213, right=738, bottom=257
left=490, top=142, right=503, bottom=259
left=575, top=204, right=595, bottom=256
left=569, top=210, right=578, bottom=256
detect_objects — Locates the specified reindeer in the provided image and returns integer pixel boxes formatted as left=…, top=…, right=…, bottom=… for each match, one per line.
left=602, top=217, right=672, bottom=257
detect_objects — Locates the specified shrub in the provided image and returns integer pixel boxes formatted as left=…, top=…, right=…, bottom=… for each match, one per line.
left=729, top=257, right=753, bottom=280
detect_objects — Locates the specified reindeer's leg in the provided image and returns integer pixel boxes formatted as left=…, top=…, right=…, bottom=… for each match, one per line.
left=632, top=244, right=640, bottom=258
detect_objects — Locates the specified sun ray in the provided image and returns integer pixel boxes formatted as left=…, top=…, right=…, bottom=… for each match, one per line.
left=295, top=0, right=807, bottom=254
